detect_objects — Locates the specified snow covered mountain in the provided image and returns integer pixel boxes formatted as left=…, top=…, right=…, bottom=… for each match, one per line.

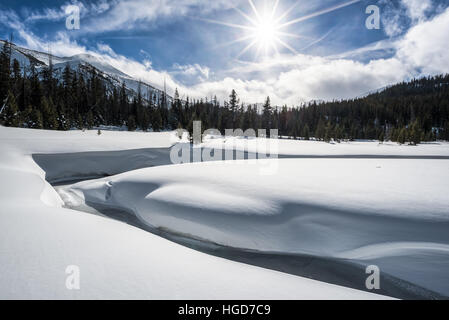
left=0, top=40, right=172, bottom=106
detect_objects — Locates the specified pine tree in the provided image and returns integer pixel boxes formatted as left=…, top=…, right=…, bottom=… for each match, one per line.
left=30, top=108, right=43, bottom=129
left=62, top=63, right=72, bottom=87
left=228, top=89, right=239, bottom=125
left=390, top=128, right=398, bottom=142
left=76, top=114, right=83, bottom=129
left=378, top=131, right=385, bottom=143
left=57, top=101, right=70, bottom=130
left=12, top=59, right=21, bottom=86
left=127, top=115, right=136, bottom=131
left=30, top=64, right=42, bottom=109
left=170, top=88, right=183, bottom=129
left=397, top=127, right=407, bottom=145
left=302, top=124, right=310, bottom=140
left=262, top=96, right=272, bottom=134
left=1, top=90, right=20, bottom=126
left=315, top=119, right=326, bottom=141
left=119, top=82, right=128, bottom=122
left=242, top=105, right=253, bottom=131
left=334, top=124, right=343, bottom=142
left=41, top=59, right=55, bottom=98
left=324, top=122, right=334, bottom=143
left=40, top=96, right=58, bottom=129
left=0, top=40, right=11, bottom=104
left=152, top=108, right=162, bottom=132
left=409, top=119, right=422, bottom=145
left=86, top=110, right=94, bottom=129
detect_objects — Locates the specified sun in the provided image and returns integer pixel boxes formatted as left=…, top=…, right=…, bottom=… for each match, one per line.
left=233, top=0, right=300, bottom=58
left=203, top=0, right=302, bottom=59
left=203, top=0, right=361, bottom=60
left=252, top=15, right=278, bottom=50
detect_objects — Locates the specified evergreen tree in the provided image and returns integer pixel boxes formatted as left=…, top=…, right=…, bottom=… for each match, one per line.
left=119, top=82, right=128, bottom=122
left=324, top=122, right=334, bottom=143
left=0, top=40, right=11, bottom=103
left=170, top=88, right=183, bottom=128
left=378, top=130, right=385, bottom=143
left=409, top=120, right=422, bottom=145
left=1, top=90, right=19, bottom=126
left=41, top=97, right=58, bottom=129
left=397, top=127, right=407, bottom=144
left=228, top=89, right=239, bottom=127
left=242, top=105, right=253, bottom=131
left=30, top=109, right=43, bottom=129
left=62, top=63, right=72, bottom=87
left=315, top=119, right=326, bottom=141
left=12, top=59, right=21, bottom=87
left=86, top=110, right=94, bottom=129
left=262, top=96, right=272, bottom=135
left=152, top=108, right=162, bottom=132
left=127, top=115, right=136, bottom=131
left=302, top=124, right=310, bottom=140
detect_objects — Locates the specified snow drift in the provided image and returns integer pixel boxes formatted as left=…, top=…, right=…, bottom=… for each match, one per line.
left=0, top=126, right=394, bottom=299
left=59, top=158, right=449, bottom=297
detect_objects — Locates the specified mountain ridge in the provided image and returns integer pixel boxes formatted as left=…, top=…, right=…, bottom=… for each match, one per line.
left=0, top=40, right=172, bottom=106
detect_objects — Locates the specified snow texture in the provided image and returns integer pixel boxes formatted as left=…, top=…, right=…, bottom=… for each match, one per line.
left=0, top=126, right=396, bottom=299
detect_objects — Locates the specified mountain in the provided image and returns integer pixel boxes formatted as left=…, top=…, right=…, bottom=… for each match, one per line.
left=2, top=40, right=448, bottom=142
left=356, top=86, right=389, bottom=99
left=0, top=40, right=172, bottom=106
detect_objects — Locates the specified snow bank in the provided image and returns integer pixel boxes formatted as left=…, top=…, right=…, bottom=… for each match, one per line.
left=0, top=126, right=390, bottom=299
left=63, top=159, right=449, bottom=296
left=203, top=136, right=449, bottom=157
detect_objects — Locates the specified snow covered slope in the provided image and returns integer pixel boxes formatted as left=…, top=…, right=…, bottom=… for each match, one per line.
left=60, top=157, right=449, bottom=297
left=0, top=126, right=391, bottom=299
left=0, top=40, right=171, bottom=105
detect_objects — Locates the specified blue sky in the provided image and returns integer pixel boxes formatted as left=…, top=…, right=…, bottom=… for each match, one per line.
left=1, top=0, right=448, bottom=104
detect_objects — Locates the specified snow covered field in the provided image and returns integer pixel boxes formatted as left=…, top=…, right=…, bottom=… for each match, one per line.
left=2, top=126, right=449, bottom=299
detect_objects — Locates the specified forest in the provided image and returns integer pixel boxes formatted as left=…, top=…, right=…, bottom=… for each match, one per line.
left=1, top=40, right=449, bottom=144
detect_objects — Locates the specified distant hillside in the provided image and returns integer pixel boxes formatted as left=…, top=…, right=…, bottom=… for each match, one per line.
left=369, top=75, right=449, bottom=99
left=0, top=40, right=172, bottom=106
left=291, top=74, right=449, bottom=143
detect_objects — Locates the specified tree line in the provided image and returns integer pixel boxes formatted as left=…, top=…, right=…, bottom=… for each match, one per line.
left=1, top=40, right=449, bottom=144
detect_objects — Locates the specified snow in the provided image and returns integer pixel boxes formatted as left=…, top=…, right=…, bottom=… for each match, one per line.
left=3, top=42, right=169, bottom=105
left=202, top=135, right=449, bottom=157
left=0, top=126, right=394, bottom=299
left=60, top=53, right=130, bottom=78
left=69, top=158, right=449, bottom=222
left=59, top=158, right=449, bottom=296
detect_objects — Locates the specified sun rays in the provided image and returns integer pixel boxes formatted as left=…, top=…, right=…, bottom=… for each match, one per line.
left=232, top=0, right=301, bottom=58
left=203, top=0, right=361, bottom=60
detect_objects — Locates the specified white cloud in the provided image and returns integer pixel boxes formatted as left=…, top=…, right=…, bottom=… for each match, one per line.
left=97, top=43, right=116, bottom=56
left=185, top=56, right=408, bottom=105
left=187, top=5, right=449, bottom=105
left=172, top=63, right=210, bottom=82
left=2, top=3, right=449, bottom=106
left=382, top=11, right=404, bottom=37
left=25, top=7, right=67, bottom=22
left=24, top=1, right=111, bottom=23
left=402, top=0, right=432, bottom=22
left=381, top=0, right=434, bottom=37
left=396, top=6, right=449, bottom=75
left=80, top=0, right=242, bottom=34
